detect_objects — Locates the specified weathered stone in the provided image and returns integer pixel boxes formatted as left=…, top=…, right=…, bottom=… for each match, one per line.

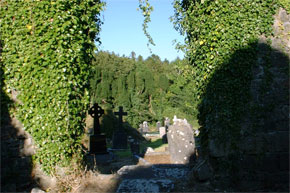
left=117, top=179, right=174, bottom=193
left=112, top=107, right=128, bottom=149
left=209, top=140, right=227, bottom=157
left=156, top=121, right=161, bottom=130
left=33, top=164, right=57, bottom=190
left=130, top=140, right=140, bottom=155
left=284, top=22, right=290, bottom=33
left=167, top=124, right=195, bottom=164
left=261, top=153, right=280, bottom=172
left=265, top=131, right=289, bottom=152
left=162, top=134, right=168, bottom=144
left=278, top=152, right=289, bottom=171
left=142, top=121, right=149, bottom=133
left=145, top=147, right=155, bottom=154
left=159, top=127, right=166, bottom=138
left=31, top=187, right=45, bottom=193
left=193, top=160, right=213, bottom=181
left=279, top=9, right=289, bottom=23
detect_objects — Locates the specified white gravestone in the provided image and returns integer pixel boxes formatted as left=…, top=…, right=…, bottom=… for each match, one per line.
left=143, top=121, right=149, bottom=133
left=159, top=127, right=166, bottom=138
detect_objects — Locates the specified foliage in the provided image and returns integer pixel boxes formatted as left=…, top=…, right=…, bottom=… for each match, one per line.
left=279, top=0, right=290, bottom=12
left=0, top=0, right=104, bottom=174
left=138, top=0, right=155, bottom=51
left=172, top=0, right=279, bottom=148
left=90, top=51, right=198, bottom=131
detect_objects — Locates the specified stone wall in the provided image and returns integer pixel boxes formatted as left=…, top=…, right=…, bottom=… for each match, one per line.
left=1, top=113, right=35, bottom=192
left=205, top=8, right=289, bottom=192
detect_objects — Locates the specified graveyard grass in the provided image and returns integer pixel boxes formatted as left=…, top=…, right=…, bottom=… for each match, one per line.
left=108, top=137, right=168, bottom=159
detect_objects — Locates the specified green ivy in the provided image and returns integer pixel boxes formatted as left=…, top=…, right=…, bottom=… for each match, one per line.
left=138, top=0, right=155, bottom=51
left=172, top=0, right=279, bottom=148
left=0, top=0, right=104, bottom=174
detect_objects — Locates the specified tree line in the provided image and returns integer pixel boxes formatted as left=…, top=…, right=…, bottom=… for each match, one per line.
left=90, top=51, right=198, bottom=130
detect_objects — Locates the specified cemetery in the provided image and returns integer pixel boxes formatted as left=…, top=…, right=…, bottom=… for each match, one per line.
left=1, top=1, right=289, bottom=193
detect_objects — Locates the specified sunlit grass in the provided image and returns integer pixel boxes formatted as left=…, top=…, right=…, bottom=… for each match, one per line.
left=141, top=137, right=168, bottom=152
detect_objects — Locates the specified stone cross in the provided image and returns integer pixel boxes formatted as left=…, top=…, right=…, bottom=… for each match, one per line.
left=114, top=106, right=127, bottom=130
left=112, top=106, right=128, bottom=149
left=88, top=103, right=104, bottom=135
left=88, top=103, right=107, bottom=154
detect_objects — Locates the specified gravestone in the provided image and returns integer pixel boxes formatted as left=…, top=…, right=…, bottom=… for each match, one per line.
left=164, top=117, right=170, bottom=130
left=142, top=121, right=149, bottom=133
left=88, top=103, right=107, bottom=154
left=129, top=139, right=140, bottom=155
left=159, top=127, right=167, bottom=144
left=139, top=124, right=143, bottom=134
left=167, top=120, right=195, bottom=164
left=159, top=127, right=166, bottom=138
left=112, top=106, right=128, bottom=149
left=156, top=121, right=161, bottom=130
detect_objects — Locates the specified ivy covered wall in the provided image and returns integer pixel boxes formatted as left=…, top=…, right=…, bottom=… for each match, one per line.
left=0, top=0, right=104, bottom=174
left=173, top=0, right=289, bottom=191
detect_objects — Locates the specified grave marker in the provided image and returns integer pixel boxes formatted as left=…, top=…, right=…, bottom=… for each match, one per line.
left=88, top=103, right=107, bottom=154
left=112, top=106, right=128, bottom=149
left=143, top=121, right=149, bottom=133
left=156, top=121, right=161, bottom=130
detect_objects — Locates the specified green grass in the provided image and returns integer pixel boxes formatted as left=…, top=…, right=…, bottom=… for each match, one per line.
left=114, top=149, right=132, bottom=158
left=141, top=137, right=168, bottom=152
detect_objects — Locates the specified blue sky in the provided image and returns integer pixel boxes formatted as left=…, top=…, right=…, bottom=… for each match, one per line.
left=98, top=0, right=185, bottom=61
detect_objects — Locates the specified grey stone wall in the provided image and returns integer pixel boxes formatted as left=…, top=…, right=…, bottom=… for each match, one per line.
left=1, top=115, right=35, bottom=192
left=206, top=8, right=289, bottom=192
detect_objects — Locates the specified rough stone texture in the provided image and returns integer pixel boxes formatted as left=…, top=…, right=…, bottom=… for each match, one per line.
left=116, top=164, right=190, bottom=193
left=167, top=124, right=195, bottom=164
left=192, top=160, right=213, bottom=182
left=159, top=126, right=166, bottom=138
left=205, top=8, right=289, bottom=192
left=31, top=187, right=46, bottom=193
left=117, top=179, right=173, bottom=193
left=1, top=116, right=35, bottom=192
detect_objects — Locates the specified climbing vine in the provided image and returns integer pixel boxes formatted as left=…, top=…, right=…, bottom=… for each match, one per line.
left=0, top=0, right=104, bottom=174
left=138, top=0, right=155, bottom=51
left=172, top=0, right=279, bottom=148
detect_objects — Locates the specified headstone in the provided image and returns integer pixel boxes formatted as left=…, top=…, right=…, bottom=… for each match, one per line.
left=112, top=106, right=128, bottom=149
left=156, top=121, right=161, bottom=130
left=139, top=124, right=143, bottom=134
left=142, top=121, right=149, bottom=133
left=159, top=127, right=168, bottom=144
left=164, top=117, right=170, bottom=130
left=167, top=122, right=195, bottom=164
left=88, top=103, right=107, bottom=154
left=129, top=139, right=140, bottom=155
left=159, top=127, right=166, bottom=138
